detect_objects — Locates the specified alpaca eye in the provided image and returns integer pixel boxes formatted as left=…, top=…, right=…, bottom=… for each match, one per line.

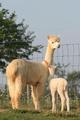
left=52, top=42, right=54, bottom=44
left=56, top=39, right=60, bottom=42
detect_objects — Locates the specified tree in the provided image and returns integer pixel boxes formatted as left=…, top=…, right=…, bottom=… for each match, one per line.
left=0, top=4, right=42, bottom=72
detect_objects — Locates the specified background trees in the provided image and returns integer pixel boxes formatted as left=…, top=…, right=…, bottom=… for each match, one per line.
left=0, top=4, right=42, bottom=72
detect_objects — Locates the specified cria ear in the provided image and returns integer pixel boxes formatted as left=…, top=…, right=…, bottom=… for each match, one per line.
left=54, top=66, right=57, bottom=69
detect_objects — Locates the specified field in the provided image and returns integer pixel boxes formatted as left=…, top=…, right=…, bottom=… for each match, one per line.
left=0, top=109, right=80, bottom=120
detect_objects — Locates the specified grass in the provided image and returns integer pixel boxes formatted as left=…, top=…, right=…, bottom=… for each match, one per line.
left=0, top=108, right=80, bottom=120
left=0, top=98, right=80, bottom=120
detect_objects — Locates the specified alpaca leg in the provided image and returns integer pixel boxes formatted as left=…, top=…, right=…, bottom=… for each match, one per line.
left=51, top=92, right=56, bottom=112
left=14, top=93, right=20, bottom=109
left=36, top=83, right=45, bottom=111
left=11, top=97, right=15, bottom=109
left=31, top=85, right=40, bottom=111
left=7, top=78, right=15, bottom=109
left=65, top=90, right=70, bottom=112
left=14, top=77, right=22, bottom=109
left=31, top=83, right=44, bottom=111
left=58, top=90, right=65, bottom=112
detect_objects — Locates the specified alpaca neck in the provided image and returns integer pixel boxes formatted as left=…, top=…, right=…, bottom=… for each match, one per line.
left=44, top=44, right=55, bottom=65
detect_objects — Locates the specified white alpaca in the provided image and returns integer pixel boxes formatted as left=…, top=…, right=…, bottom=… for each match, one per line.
left=49, top=78, right=70, bottom=112
left=6, top=35, right=60, bottom=111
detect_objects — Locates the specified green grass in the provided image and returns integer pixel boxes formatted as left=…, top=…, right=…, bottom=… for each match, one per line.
left=0, top=109, right=80, bottom=120
left=0, top=98, right=80, bottom=120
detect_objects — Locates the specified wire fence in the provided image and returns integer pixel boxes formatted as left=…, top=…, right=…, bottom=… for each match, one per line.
left=31, top=43, right=80, bottom=72
left=55, top=43, right=80, bottom=72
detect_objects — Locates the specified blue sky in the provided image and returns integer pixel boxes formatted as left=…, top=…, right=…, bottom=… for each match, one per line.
left=1, top=0, right=80, bottom=45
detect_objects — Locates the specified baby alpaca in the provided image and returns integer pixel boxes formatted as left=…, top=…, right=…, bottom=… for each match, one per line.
left=49, top=78, right=70, bottom=112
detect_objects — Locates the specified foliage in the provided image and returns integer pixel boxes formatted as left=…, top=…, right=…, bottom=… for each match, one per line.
left=67, top=71, right=80, bottom=98
left=0, top=4, right=42, bottom=72
left=67, top=71, right=80, bottom=81
left=55, top=63, right=69, bottom=78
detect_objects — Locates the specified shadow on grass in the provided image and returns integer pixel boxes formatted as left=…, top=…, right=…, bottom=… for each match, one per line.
left=8, top=109, right=41, bottom=114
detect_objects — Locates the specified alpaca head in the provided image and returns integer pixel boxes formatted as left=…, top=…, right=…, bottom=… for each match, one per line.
left=48, top=35, right=60, bottom=49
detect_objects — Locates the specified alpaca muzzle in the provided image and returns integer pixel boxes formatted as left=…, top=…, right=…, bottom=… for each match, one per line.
left=58, top=44, right=60, bottom=48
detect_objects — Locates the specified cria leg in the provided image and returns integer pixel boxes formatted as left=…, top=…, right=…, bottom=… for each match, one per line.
left=58, top=90, right=65, bottom=112
left=65, top=90, right=70, bottom=112
left=51, top=91, right=56, bottom=112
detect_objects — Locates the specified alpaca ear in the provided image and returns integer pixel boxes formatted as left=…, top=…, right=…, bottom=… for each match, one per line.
left=48, top=35, right=50, bottom=39
left=57, top=35, right=60, bottom=37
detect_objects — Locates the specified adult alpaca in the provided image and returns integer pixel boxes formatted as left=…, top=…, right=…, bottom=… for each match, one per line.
left=6, top=35, right=60, bottom=111
left=49, top=78, right=70, bottom=112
